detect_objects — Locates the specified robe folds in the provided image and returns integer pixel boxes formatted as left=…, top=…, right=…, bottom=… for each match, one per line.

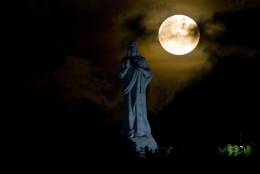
left=119, top=56, right=153, bottom=138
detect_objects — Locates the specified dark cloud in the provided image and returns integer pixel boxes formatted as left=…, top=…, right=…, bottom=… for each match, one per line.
left=187, top=23, right=200, bottom=41
left=200, top=6, right=260, bottom=67
left=53, top=56, right=123, bottom=121
left=121, top=14, right=147, bottom=41
left=114, top=2, right=177, bottom=43
left=214, top=8, right=260, bottom=47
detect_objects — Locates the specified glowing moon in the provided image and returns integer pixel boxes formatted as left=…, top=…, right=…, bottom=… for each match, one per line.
left=158, top=15, right=200, bottom=55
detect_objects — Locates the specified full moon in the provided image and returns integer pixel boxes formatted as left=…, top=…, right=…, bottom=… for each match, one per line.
left=158, top=15, right=200, bottom=55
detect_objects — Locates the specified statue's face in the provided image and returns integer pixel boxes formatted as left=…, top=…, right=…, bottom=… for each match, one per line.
left=127, top=42, right=139, bottom=57
left=129, top=45, right=138, bottom=54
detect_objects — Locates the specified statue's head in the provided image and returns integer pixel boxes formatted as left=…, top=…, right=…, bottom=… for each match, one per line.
left=127, top=41, right=139, bottom=57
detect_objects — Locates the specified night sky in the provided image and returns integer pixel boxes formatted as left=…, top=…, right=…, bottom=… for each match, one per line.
left=10, top=0, right=260, bottom=166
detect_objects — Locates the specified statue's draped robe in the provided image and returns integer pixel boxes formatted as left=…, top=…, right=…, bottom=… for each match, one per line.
left=119, top=56, right=153, bottom=138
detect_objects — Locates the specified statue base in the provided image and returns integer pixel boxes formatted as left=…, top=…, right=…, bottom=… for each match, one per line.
left=130, top=136, right=158, bottom=157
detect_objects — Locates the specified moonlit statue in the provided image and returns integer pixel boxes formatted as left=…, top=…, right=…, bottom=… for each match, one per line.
left=119, top=41, right=158, bottom=154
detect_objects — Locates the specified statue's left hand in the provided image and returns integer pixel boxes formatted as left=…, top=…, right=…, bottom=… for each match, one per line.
left=126, top=58, right=131, bottom=68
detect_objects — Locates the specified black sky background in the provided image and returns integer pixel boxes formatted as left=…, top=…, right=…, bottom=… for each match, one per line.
left=8, top=0, right=260, bottom=166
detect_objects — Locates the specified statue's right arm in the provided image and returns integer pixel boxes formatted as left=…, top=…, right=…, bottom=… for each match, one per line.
left=119, top=59, right=130, bottom=79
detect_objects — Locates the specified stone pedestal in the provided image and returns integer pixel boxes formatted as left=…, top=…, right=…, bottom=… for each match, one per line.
left=131, top=136, right=158, bottom=156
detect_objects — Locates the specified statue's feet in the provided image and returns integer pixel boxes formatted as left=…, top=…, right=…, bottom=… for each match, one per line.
left=130, top=135, right=158, bottom=156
